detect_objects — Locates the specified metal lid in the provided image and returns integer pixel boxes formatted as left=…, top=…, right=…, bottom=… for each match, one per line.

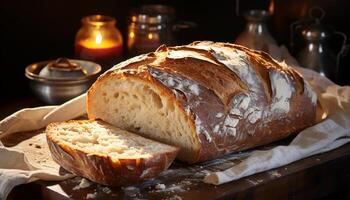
left=130, top=5, right=176, bottom=25
left=39, top=58, right=87, bottom=78
left=82, top=15, right=116, bottom=27
left=25, top=58, right=101, bottom=83
left=301, top=23, right=330, bottom=41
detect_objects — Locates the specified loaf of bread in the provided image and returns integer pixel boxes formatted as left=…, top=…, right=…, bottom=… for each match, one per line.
left=87, top=41, right=317, bottom=164
left=45, top=120, right=179, bottom=186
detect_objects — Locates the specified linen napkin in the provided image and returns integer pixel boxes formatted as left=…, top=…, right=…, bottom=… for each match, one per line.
left=0, top=94, right=86, bottom=199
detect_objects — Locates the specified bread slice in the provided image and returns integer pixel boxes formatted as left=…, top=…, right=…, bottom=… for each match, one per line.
left=45, top=120, right=179, bottom=186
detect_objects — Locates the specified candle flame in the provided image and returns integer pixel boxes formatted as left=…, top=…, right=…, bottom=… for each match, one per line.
left=95, top=32, right=103, bottom=44
left=147, top=33, right=153, bottom=40
left=269, top=0, right=275, bottom=15
left=129, top=31, right=135, bottom=39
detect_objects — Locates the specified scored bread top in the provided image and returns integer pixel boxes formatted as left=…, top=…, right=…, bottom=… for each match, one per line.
left=105, top=41, right=316, bottom=107
left=88, top=41, right=317, bottom=163
left=46, top=120, right=178, bottom=159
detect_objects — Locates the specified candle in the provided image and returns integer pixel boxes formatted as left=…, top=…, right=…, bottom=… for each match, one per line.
left=75, top=15, right=123, bottom=71
left=75, top=33, right=123, bottom=69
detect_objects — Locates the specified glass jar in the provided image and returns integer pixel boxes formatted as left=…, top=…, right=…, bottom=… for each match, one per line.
left=127, top=5, right=176, bottom=57
left=75, top=15, right=123, bottom=71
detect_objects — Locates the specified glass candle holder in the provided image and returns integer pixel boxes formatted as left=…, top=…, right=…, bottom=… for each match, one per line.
left=75, top=15, right=123, bottom=71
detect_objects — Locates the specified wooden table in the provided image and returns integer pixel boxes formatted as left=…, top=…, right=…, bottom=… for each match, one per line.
left=2, top=98, right=350, bottom=200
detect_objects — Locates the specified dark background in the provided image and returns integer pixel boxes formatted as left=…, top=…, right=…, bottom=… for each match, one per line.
left=1, top=0, right=349, bottom=104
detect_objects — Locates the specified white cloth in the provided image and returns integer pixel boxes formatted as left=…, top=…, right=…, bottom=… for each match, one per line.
left=0, top=94, right=86, bottom=140
left=203, top=51, right=350, bottom=185
left=0, top=94, right=86, bottom=199
left=204, top=111, right=350, bottom=184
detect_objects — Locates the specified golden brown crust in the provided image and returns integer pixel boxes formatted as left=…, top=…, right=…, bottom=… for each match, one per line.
left=87, top=41, right=317, bottom=163
left=45, top=120, right=179, bottom=186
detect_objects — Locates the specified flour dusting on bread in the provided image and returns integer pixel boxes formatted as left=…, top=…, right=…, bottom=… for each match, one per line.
left=270, top=72, right=294, bottom=113
left=87, top=41, right=317, bottom=163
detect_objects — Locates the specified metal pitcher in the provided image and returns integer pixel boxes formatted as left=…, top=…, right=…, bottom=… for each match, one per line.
left=235, top=9, right=280, bottom=58
left=290, top=7, right=348, bottom=81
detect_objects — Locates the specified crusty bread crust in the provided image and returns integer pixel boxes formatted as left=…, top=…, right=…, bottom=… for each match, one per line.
left=46, top=120, right=179, bottom=186
left=87, top=41, right=317, bottom=163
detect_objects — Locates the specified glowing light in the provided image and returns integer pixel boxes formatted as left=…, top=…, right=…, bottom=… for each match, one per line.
left=129, top=31, right=135, bottom=39
left=147, top=33, right=153, bottom=40
left=308, top=44, right=314, bottom=51
left=269, top=0, right=275, bottom=15
left=95, top=32, right=102, bottom=44
left=322, top=112, right=327, bottom=119
left=318, top=46, right=323, bottom=53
